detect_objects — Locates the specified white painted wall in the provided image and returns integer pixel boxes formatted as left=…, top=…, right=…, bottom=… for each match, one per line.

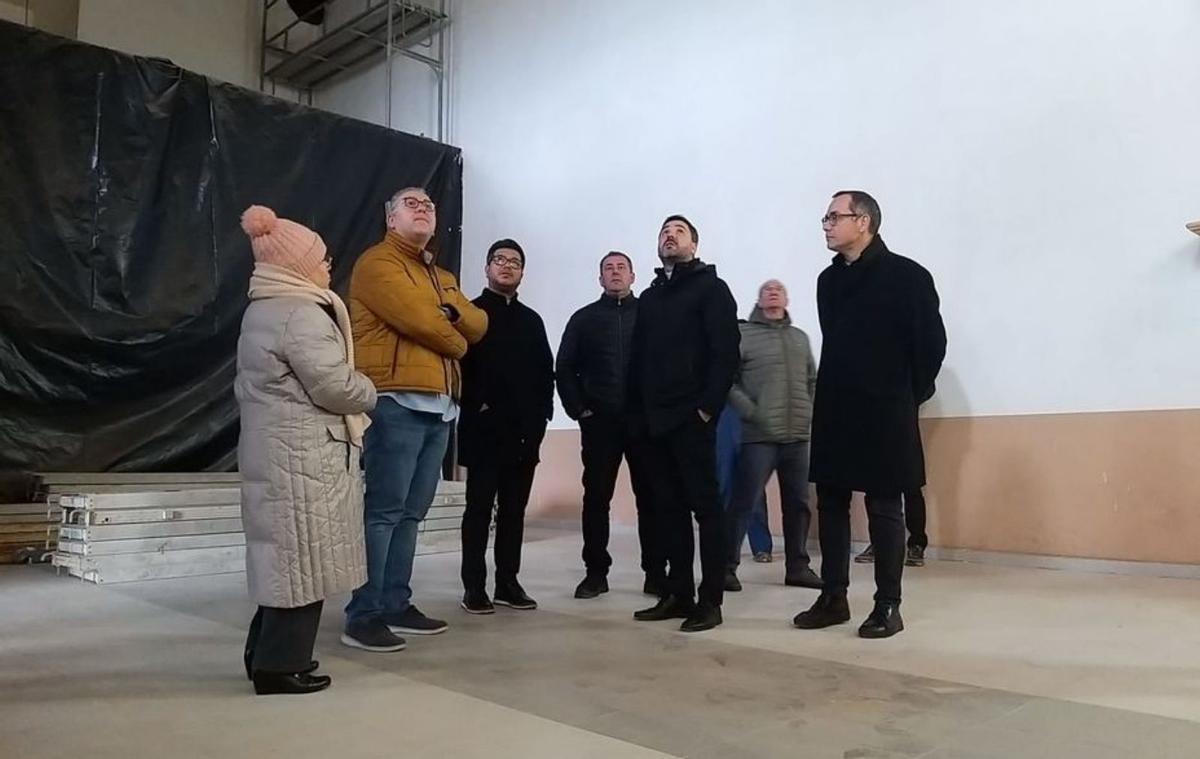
left=448, top=0, right=1200, bottom=424
left=76, top=0, right=259, bottom=88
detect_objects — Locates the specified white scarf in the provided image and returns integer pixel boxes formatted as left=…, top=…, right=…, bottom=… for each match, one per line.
left=248, top=263, right=370, bottom=446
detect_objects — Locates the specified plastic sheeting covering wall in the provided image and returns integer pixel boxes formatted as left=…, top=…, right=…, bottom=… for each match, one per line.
left=0, top=22, right=464, bottom=472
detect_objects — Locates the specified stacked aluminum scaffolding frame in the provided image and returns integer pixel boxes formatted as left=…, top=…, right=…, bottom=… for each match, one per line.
left=45, top=473, right=467, bottom=584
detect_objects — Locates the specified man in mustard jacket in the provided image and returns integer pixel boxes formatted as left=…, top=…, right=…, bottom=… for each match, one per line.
left=342, top=187, right=488, bottom=652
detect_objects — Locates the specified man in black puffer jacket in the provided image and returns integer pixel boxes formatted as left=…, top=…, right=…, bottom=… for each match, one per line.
left=557, top=251, right=664, bottom=600
left=628, top=215, right=740, bottom=633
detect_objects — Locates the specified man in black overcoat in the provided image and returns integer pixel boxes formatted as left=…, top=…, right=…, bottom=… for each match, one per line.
left=793, top=191, right=946, bottom=639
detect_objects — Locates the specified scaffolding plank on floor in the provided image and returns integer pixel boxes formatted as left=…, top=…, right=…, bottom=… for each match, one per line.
left=57, top=532, right=246, bottom=556
left=60, top=518, right=245, bottom=542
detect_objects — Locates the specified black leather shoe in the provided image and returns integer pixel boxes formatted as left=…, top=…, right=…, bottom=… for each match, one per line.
left=643, top=573, right=667, bottom=597
left=574, top=574, right=609, bottom=599
left=245, top=651, right=317, bottom=681
left=633, top=595, right=695, bottom=621
left=858, top=603, right=904, bottom=639
left=461, top=588, right=495, bottom=615
left=784, top=567, right=823, bottom=589
left=494, top=579, right=538, bottom=610
left=792, top=593, right=851, bottom=629
left=724, top=570, right=742, bottom=592
left=252, top=671, right=332, bottom=695
left=680, top=604, right=722, bottom=633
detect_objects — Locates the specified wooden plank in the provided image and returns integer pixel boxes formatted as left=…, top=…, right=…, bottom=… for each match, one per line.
left=0, top=545, right=53, bottom=564
left=0, top=503, right=61, bottom=517
left=0, top=523, right=57, bottom=536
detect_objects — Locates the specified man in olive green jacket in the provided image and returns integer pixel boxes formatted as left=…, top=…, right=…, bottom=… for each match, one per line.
left=726, top=280, right=821, bottom=589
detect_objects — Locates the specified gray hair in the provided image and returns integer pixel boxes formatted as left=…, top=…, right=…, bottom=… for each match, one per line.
left=384, top=186, right=429, bottom=216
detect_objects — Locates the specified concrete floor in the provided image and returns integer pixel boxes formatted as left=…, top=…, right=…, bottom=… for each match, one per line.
left=2, top=527, right=1198, bottom=758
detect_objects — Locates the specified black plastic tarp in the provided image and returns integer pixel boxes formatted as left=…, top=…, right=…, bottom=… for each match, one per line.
left=0, top=22, right=463, bottom=472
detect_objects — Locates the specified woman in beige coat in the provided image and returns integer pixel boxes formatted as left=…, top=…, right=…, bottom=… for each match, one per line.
left=236, top=205, right=377, bottom=695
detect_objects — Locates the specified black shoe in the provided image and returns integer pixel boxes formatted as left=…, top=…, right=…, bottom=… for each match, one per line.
left=905, top=545, right=926, bottom=567
left=858, top=603, right=904, bottom=638
left=854, top=544, right=875, bottom=563
left=724, top=569, right=742, bottom=592
left=752, top=552, right=773, bottom=563
left=784, top=566, right=823, bottom=589
left=680, top=604, right=723, bottom=633
left=494, top=579, right=538, bottom=610
left=643, top=573, right=667, bottom=597
left=792, top=593, right=851, bottom=629
left=340, top=618, right=407, bottom=652
left=574, top=574, right=609, bottom=599
left=384, top=605, right=449, bottom=635
left=460, top=588, right=495, bottom=615
left=245, top=651, right=317, bottom=681
left=252, top=671, right=332, bottom=695
left=633, top=595, right=695, bottom=621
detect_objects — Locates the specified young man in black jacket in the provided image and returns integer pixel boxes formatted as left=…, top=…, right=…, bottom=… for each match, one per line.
left=557, top=251, right=664, bottom=600
left=458, top=239, right=555, bottom=614
left=794, top=191, right=946, bottom=639
left=629, top=215, right=740, bottom=632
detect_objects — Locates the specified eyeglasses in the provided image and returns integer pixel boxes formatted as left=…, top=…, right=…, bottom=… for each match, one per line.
left=489, top=255, right=524, bottom=270
left=400, top=197, right=435, bottom=212
left=821, top=212, right=862, bottom=227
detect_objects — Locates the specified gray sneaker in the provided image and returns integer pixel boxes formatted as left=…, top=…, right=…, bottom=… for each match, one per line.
left=340, top=617, right=407, bottom=652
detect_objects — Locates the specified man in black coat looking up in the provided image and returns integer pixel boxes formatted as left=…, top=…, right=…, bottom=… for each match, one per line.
left=794, top=191, right=946, bottom=639
left=557, top=251, right=664, bottom=600
left=458, top=239, right=555, bottom=615
left=629, top=215, right=740, bottom=633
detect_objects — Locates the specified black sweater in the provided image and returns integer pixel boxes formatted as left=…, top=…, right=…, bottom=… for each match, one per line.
left=458, top=288, right=554, bottom=464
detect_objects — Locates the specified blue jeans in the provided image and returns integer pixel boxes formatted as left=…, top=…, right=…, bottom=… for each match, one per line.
left=345, top=400, right=449, bottom=624
left=716, top=407, right=772, bottom=557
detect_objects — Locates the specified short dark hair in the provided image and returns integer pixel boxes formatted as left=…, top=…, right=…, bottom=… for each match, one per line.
left=832, top=190, right=881, bottom=234
left=487, top=238, right=525, bottom=265
left=661, top=214, right=699, bottom=244
left=599, top=251, right=633, bottom=272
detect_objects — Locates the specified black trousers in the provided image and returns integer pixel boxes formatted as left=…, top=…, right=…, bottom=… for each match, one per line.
left=579, top=413, right=662, bottom=577
left=461, top=447, right=539, bottom=592
left=817, top=486, right=904, bottom=605
left=904, top=488, right=927, bottom=549
left=244, top=600, right=324, bottom=674
left=645, top=416, right=726, bottom=607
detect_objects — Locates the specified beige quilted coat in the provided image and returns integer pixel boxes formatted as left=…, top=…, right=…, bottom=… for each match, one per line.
left=235, top=297, right=377, bottom=608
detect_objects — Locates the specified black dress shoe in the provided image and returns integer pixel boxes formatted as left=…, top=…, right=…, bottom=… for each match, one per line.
left=633, top=595, right=695, bottom=621
left=245, top=651, right=317, bottom=681
left=252, top=671, right=332, bottom=695
left=643, top=573, right=667, bottom=597
left=574, top=574, right=609, bottom=599
left=680, top=604, right=722, bottom=633
left=858, top=603, right=904, bottom=639
left=784, top=566, right=823, bottom=589
left=724, top=570, right=742, bottom=592
left=461, top=588, right=495, bottom=615
left=792, top=592, right=851, bottom=629
left=494, top=579, right=538, bottom=610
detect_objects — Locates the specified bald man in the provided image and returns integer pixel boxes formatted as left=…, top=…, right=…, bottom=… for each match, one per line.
left=726, top=280, right=820, bottom=591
